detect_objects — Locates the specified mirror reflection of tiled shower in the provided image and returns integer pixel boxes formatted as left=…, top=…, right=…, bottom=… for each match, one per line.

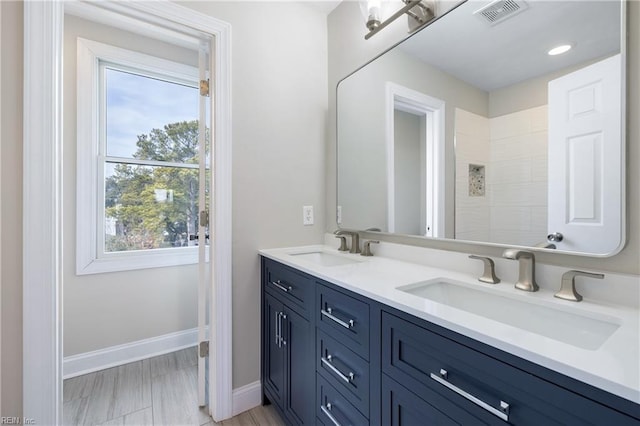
left=468, top=164, right=485, bottom=197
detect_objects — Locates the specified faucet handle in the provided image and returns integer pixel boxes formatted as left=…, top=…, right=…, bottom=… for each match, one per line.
left=361, top=240, right=379, bottom=257
left=469, top=255, right=500, bottom=284
left=555, top=270, right=604, bottom=302
left=335, top=235, right=349, bottom=251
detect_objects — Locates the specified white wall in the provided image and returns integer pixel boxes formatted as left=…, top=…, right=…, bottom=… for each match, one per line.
left=394, top=110, right=421, bottom=235
left=179, top=1, right=329, bottom=389
left=0, top=1, right=23, bottom=416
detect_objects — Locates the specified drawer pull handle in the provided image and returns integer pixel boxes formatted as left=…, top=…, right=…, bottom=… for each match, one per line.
left=321, top=307, right=354, bottom=329
left=321, top=355, right=355, bottom=384
left=271, top=280, right=292, bottom=293
left=320, top=403, right=341, bottom=426
left=430, top=369, right=510, bottom=422
left=280, top=314, right=287, bottom=347
left=275, top=312, right=280, bottom=347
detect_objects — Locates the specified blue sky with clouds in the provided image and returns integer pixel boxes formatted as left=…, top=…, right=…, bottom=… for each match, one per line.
left=105, top=68, right=199, bottom=158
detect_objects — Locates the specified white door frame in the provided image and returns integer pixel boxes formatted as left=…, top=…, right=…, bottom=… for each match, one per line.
left=385, top=82, right=445, bottom=237
left=23, top=1, right=233, bottom=423
left=0, top=2, right=3, bottom=416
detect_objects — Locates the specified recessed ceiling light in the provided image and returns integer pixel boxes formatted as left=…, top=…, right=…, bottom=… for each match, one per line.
left=548, top=44, right=572, bottom=56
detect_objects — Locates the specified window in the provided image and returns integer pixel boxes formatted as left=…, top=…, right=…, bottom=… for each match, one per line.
left=77, top=39, right=205, bottom=274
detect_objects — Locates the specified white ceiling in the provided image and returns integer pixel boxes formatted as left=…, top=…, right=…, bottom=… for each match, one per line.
left=307, top=0, right=343, bottom=15
left=398, top=0, right=621, bottom=91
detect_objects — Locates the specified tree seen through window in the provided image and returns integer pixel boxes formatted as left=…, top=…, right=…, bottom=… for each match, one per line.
left=105, top=120, right=203, bottom=252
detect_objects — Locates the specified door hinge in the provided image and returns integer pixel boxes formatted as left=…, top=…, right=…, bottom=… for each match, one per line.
left=199, top=341, right=209, bottom=358
left=200, top=210, right=209, bottom=228
left=200, top=79, right=210, bottom=97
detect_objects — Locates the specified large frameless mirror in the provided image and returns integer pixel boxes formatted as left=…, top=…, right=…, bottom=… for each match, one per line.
left=337, top=0, right=626, bottom=256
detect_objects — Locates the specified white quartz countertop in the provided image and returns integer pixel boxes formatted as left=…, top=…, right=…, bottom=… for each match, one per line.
left=259, top=244, right=640, bottom=405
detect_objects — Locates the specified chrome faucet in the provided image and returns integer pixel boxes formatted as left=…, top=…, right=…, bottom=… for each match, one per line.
left=502, top=249, right=539, bottom=292
left=554, top=270, right=604, bottom=302
left=334, top=229, right=360, bottom=254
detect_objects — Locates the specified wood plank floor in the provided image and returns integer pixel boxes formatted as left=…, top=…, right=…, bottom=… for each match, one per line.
left=63, top=347, right=285, bottom=426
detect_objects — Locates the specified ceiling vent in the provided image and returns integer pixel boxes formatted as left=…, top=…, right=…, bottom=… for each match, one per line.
left=474, top=0, right=528, bottom=26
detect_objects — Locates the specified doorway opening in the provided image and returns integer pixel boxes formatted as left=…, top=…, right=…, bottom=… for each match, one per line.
left=385, top=82, right=445, bottom=237
left=23, top=2, right=232, bottom=424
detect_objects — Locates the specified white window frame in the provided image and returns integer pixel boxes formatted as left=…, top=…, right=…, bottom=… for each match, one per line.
left=77, top=38, right=202, bottom=275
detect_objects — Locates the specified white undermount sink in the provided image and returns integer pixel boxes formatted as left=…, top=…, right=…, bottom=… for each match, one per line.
left=289, top=251, right=361, bottom=267
left=397, top=279, right=620, bottom=350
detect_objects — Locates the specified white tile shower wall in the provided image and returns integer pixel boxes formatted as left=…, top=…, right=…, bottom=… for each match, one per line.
left=488, top=106, right=548, bottom=246
left=455, top=109, right=490, bottom=242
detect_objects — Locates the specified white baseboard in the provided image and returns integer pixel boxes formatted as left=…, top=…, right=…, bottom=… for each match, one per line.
left=232, top=380, right=262, bottom=417
left=63, top=328, right=199, bottom=379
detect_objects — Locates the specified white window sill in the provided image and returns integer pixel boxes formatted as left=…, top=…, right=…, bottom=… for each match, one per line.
left=76, top=246, right=202, bottom=275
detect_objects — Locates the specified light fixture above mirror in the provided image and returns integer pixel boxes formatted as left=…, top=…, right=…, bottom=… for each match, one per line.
left=360, top=0, right=436, bottom=40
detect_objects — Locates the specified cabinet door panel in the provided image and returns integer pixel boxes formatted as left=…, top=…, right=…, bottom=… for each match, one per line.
left=263, top=293, right=285, bottom=408
left=317, top=374, right=369, bottom=426
left=382, top=375, right=478, bottom=426
left=317, top=284, right=370, bottom=359
left=317, top=330, right=370, bottom=416
left=382, top=311, right=638, bottom=426
left=283, top=306, right=314, bottom=425
left=265, top=260, right=313, bottom=318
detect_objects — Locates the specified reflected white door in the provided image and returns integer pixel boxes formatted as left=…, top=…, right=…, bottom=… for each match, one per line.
left=547, top=54, right=623, bottom=254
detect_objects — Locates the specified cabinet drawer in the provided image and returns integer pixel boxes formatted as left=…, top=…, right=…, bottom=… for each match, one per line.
left=382, top=374, right=486, bottom=426
left=317, top=330, right=370, bottom=416
left=382, top=312, right=637, bottom=425
left=317, top=374, right=369, bottom=426
left=317, top=284, right=369, bottom=359
left=264, top=259, right=313, bottom=318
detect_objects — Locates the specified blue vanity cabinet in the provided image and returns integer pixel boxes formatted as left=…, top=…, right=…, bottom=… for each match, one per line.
left=315, top=283, right=381, bottom=425
left=381, top=309, right=640, bottom=426
left=261, top=256, right=640, bottom=425
left=261, top=259, right=315, bottom=426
